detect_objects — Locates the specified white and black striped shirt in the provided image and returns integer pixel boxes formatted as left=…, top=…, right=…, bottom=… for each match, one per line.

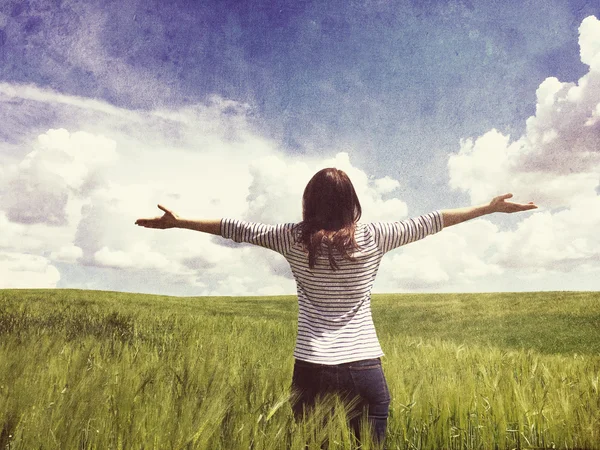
left=221, top=211, right=444, bottom=364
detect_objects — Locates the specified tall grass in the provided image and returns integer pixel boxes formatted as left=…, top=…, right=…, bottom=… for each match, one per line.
left=0, top=290, right=599, bottom=449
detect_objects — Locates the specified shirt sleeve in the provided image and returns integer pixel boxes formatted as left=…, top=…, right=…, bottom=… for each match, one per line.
left=368, top=211, right=444, bottom=254
left=220, top=219, right=297, bottom=255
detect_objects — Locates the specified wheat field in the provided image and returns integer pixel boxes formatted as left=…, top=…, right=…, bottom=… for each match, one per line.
left=1, top=289, right=599, bottom=449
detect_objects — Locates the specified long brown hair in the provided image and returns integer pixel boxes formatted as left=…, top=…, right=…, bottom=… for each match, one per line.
left=299, top=168, right=362, bottom=269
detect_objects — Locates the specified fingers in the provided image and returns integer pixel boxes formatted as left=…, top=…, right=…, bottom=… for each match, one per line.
left=498, top=193, right=513, bottom=201
left=135, top=217, right=164, bottom=228
left=506, top=202, right=538, bottom=212
left=158, top=204, right=172, bottom=215
left=516, top=201, right=537, bottom=209
left=135, top=218, right=154, bottom=227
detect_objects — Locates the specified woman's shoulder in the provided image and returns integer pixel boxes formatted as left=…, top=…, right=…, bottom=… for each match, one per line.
left=356, top=222, right=374, bottom=231
left=355, top=222, right=375, bottom=238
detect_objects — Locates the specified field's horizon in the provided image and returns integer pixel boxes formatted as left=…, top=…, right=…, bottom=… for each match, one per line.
left=4, top=287, right=599, bottom=298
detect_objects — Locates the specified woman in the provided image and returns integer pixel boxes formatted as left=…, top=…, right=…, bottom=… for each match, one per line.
left=135, top=168, right=537, bottom=446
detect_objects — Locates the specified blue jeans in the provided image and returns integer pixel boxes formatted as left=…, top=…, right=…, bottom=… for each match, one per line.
left=291, top=358, right=390, bottom=445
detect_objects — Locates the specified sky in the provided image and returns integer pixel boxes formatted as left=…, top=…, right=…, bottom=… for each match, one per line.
left=0, top=0, right=599, bottom=296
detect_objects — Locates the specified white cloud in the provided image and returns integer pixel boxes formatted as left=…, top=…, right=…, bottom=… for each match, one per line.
left=244, top=151, right=408, bottom=226
left=0, top=252, right=60, bottom=288
left=0, top=82, right=136, bottom=120
left=449, top=16, right=600, bottom=209
left=376, top=219, right=502, bottom=291
left=494, top=196, right=600, bottom=271
left=448, top=129, right=513, bottom=205
left=245, top=155, right=312, bottom=223
left=444, top=15, right=600, bottom=286
left=373, top=176, right=400, bottom=195
left=448, top=127, right=599, bottom=207
left=3, top=82, right=410, bottom=294
left=0, top=128, right=116, bottom=226
left=0, top=208, right=81, bottom=261
left=579, top=16, right=600, bottom=70
left=50, top=244, right=83, bottom=264
left=93, top=247, right=136, bottom=269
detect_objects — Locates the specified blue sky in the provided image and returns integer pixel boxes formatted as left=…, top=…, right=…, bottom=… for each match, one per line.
left=1, top=0, right=599, bottom=295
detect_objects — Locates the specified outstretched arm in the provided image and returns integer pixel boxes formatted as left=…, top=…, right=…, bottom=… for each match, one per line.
left=441, top=194, right=537, bottom=227
left=135, top=205, right=221, bottom=235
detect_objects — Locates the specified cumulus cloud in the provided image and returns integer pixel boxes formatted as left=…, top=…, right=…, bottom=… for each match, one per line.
left=0, top=128, right=117, bottom=225
left=0, top=252, right=60, bottom=288
left=0, top=82, right=416, bottom=295
left=373, top=176, right=400, bottom=195
left=377, top=219, right=502, bottom=291
left=94, top=243, right=173, bottom=271
left=493, top=196, right=600, bottom=271
left=245, top=152, right=408, bottom=224
left=580, top=16, right=600, bottom=70
left=445, top=15, right=600, bottom=283
left=449, top=15, right=600, bottom=208
left=50, top=244, right=83, bottom=264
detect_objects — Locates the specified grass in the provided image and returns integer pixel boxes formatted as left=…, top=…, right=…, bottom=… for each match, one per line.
left=0, top=289, right=599, bottom=449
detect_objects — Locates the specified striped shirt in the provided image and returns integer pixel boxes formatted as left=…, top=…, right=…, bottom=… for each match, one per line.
left=221, top=211, right=444, bottom=364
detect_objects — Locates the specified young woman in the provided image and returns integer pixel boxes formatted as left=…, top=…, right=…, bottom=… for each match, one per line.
left=135, top=168, right=537, bottom=445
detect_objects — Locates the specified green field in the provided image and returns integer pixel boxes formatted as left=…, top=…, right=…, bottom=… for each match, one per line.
left=1, top=289, right=599, bottom=449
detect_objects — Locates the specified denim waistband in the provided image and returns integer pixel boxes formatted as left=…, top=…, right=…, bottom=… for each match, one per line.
left=294, top=357, right=381, bottom=369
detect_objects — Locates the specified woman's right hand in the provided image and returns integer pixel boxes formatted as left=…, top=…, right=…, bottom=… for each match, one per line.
left=135, top=205, right=180, bottom=229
